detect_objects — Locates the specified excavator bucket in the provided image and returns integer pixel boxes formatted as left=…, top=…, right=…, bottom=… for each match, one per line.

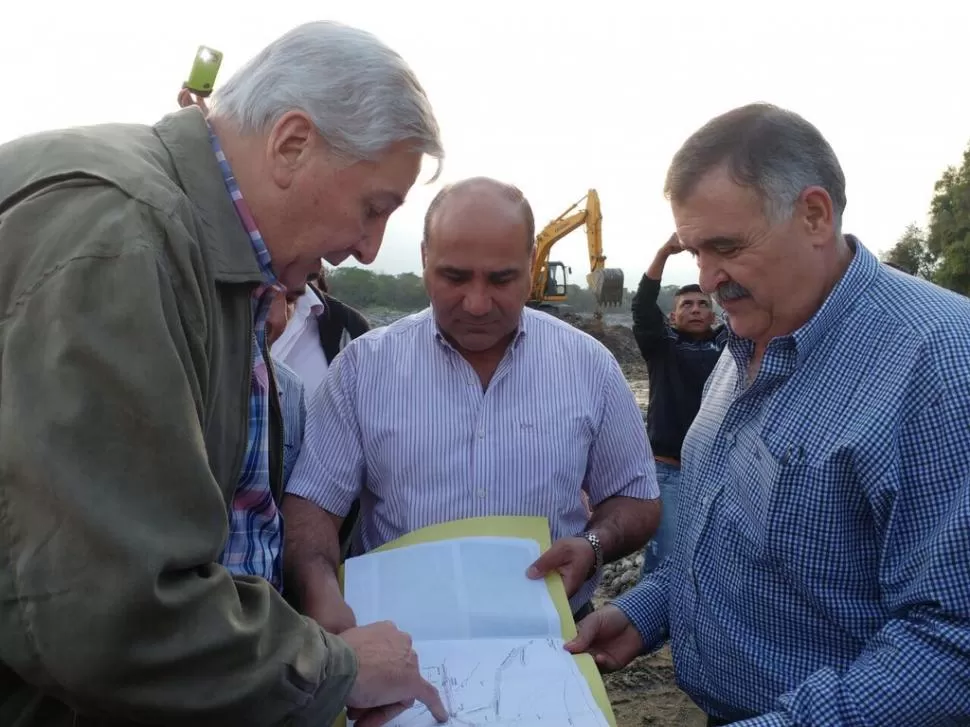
left=587, top=268, right=625, bottom=307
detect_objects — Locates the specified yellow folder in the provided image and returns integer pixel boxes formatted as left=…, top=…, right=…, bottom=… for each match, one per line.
left=333, top=515, right=617, bottom=727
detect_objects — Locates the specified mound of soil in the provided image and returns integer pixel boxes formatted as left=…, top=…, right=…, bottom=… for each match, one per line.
left=558, top=312, right=644, bottom=367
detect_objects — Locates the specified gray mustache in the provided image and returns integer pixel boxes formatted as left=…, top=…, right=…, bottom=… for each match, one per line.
left=715, top=281, right=750, bottom=302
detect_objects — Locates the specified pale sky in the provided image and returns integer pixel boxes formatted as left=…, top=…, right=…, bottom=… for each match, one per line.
left=5, top=0, right=969, bottom=286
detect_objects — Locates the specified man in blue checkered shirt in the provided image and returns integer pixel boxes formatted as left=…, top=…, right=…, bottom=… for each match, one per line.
left=567, top=103, right=970, bottom=726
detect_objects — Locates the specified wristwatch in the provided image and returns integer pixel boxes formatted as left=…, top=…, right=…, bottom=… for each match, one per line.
left=579, top=530, right=603, bottom=579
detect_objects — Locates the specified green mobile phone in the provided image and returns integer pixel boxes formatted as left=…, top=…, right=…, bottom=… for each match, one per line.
left=184, top=45, right=223, bottom=97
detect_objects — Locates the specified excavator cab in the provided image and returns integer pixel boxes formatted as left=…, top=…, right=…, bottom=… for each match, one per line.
left=545, top=262, right=569, bottom=298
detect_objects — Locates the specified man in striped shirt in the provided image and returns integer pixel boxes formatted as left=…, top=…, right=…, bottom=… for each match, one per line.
left=283, top=177, right=661, bottom=634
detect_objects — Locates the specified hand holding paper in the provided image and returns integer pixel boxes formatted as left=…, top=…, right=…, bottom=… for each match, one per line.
left=525, top=535, right=597, bottom=597
left=565, top=605, right=645, bottom=672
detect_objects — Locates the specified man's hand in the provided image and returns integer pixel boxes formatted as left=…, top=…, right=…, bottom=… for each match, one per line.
left=661, top=232, right=683, bottom=256
left=304, top=570, right=357, bottom=634
left=526, top=536, right=596, bottom=598
left=342, top=621, right=448, bottom=725
left=564, top=605, right=644, bottom=672
left=177, top=87, right=209, bottom=115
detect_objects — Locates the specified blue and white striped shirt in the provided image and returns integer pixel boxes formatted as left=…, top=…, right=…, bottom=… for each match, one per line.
left=275, top=360, right=307, bottom=487
left=287, top=307, right=659, bottom=611
left=613, top=239, right=970, bottom=725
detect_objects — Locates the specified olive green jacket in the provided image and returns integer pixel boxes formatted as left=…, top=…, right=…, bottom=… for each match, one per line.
left=0, top=108, right=356, bottom=726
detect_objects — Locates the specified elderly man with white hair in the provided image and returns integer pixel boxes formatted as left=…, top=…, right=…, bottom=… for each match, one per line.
left=0, top=21, right=447, bottom=727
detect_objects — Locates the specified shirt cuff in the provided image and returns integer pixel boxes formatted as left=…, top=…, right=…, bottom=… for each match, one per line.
left=284, top=474, right=355, bottom=518
left=608, top=576, right=669, bottom=652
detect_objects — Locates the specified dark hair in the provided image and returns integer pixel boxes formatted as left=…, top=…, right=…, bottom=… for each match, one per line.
left=664, top=103, right=846, bottom=227
left=423, top=176, right=535, bottom=251
left=675, top=284, right=704, bottom=297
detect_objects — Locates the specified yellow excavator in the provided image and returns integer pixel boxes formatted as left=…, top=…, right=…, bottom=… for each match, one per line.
left=528, top=188, right=625, bottom=317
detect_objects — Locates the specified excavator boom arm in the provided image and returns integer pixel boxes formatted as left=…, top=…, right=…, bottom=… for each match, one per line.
left=530, top=188, right=625, bottom=309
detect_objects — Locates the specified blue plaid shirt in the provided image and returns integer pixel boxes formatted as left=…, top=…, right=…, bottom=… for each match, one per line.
left=208, top=126, right=285, bottom=590
left=613, top=238, right=970, bottom=725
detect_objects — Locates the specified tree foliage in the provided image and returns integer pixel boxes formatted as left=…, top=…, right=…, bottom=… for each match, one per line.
left=882, top=223, right=934, bottom=278
left=924, top=144, right=970, bottom=295
left=326, top=267, right=429, bottom=311
left=324, top=266, right=689, bottom=315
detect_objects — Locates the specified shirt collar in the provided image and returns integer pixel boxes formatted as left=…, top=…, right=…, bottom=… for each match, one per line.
left=206, top=122, right=279, bottom=289
left=294, top=289, right=325, bottom=321
left=152, top=108, right=263, bottom=283
left=726, top=234, right=878, bottom=369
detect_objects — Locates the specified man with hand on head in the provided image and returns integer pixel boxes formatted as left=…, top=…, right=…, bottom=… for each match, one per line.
left=567, top=103, right=970, bottom=726
left=0, top=20, right=446, bottom=727
left=632, top=232, right=726, bottom=575
left=282, top=176, right=661, bottom=635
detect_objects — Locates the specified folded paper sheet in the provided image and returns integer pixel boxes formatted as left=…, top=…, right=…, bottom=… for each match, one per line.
left=338, top=516, right=617, bottom=727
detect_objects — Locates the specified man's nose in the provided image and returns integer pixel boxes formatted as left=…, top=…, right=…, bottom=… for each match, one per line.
left=356, top=222, right=389, bottom=265
left=462, top=288, right=493, bottom=317
left=696, top=251, right=727, bottom=294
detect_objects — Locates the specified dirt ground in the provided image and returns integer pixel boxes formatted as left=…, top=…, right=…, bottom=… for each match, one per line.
left=602, top=647, right=707, bottom=727
left=593, top=553, right=707, bottom=727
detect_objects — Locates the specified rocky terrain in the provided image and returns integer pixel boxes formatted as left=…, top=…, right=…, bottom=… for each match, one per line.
left=364, top=307, right=705, bottom=726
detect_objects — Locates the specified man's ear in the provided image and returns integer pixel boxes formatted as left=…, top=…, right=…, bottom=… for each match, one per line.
left=266, top=110, right=317, bottom=190
left=669, top=310, right=677, bottom=324
left=420, top=242, right=428, bottom=270
left=799, top=185, right=835, bottom=245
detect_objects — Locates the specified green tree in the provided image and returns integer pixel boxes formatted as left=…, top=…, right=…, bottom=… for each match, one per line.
left=325, top=267, right=429, bottom=311
left=883, top=223, right=934, bottom=278
left=323, top=266, right=638, bottom=313
left=925, top=144, right=970, bottom=295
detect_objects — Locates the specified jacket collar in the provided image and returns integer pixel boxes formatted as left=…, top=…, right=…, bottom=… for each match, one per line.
left=154, top=107, right=263, bottom=284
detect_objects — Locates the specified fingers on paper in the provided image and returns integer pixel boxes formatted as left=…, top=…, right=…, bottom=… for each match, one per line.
left=416, top=675, right=449, bottom=723
left=564, top=614, right=599, bottom=653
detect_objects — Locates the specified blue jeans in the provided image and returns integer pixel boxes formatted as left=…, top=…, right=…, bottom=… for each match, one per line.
left=641, top=460, right=680, bottom=577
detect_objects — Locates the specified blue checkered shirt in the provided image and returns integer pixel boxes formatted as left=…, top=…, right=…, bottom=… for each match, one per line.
left=208, top=126, right=285, bottom=590
left=613, top=238, right=970, bottom=725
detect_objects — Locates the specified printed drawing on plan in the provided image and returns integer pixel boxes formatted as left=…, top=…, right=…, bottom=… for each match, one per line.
left=388, top=638, right=604, bottom=727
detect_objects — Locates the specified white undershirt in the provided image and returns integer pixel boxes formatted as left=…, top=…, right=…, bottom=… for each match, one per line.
left=270, top=291, right=330, bottom=392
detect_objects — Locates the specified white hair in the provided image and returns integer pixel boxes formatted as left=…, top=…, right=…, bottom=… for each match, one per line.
left=208, top=21, right=443, bottom=179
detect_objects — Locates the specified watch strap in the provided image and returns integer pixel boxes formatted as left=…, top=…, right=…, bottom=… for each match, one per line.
left=580, top=530, right=603, bottom=579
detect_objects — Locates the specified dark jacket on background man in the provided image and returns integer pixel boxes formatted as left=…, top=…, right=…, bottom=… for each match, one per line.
left=309, top=283, right=372, bottom=364
left=631, top=276, right=727, bottom=460
left=0, top=108, right=355, bottom=727
left=304, top=283, right=370, bottom=559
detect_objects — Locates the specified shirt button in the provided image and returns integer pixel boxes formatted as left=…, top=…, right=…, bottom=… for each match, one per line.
left=701, top=496, right=710, bottom=507
left=477, top=488, right=486, bottom=498
left=477, top=430, right=485, bottom=438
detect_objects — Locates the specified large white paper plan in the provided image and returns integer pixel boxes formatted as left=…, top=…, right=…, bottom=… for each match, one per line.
left=343, top=536, right=610, bottom=727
